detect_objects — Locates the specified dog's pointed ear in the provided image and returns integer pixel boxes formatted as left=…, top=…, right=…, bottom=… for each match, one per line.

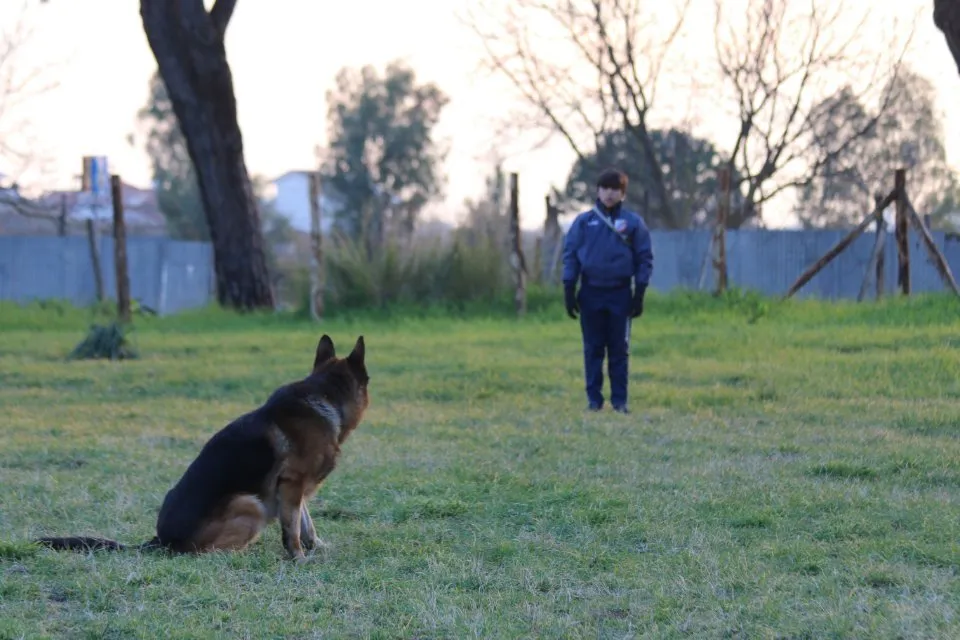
left=347, top=336, right=365, bottom=367
left=313, top=334, right=336, bottom=370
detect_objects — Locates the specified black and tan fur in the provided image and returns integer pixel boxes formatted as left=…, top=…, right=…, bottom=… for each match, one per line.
left=36, top=334, right=370, bottom=562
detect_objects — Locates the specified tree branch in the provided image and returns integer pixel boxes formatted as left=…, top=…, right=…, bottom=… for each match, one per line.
left=934, top=0, right=960, bottom=75
left=713, top=0, right=913, bottom=227
left=461, top=0, right=690, bottom=227
left=0, top=188, right=57, bottom=220
left=209, top=0, right=238, bottom=38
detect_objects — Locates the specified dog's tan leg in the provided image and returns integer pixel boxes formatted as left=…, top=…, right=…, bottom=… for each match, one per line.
left=278, top=481, right=307, bottom=561
left=299, top=504, right=317, bottom=548
left=191, top=494, right=267, bottom=552
left=300, top=503, right=328, bottom=551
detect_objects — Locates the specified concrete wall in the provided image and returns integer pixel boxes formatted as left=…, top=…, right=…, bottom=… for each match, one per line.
left=3, top=228, right=958, bottom=314
left=0, top=235, right=215, bottom=315
left=647, top=228, right=960, bottom=299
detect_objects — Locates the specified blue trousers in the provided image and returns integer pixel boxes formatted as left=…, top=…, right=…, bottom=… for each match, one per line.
left=577, top=285, right=632, bottom=408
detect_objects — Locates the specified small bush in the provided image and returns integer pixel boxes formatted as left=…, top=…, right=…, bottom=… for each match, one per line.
left=68, top=321, right=139, bottom=361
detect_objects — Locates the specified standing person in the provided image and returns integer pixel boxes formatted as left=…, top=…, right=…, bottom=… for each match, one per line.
left=561, top=168, right=654, bottom=414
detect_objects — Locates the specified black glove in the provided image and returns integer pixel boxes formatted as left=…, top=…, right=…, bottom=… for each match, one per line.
left=564, top=283, right=579, bottom=319
left=631, top=285, right=646, bottom=318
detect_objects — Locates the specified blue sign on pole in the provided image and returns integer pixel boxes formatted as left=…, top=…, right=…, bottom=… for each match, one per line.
left=91, top=156, right=107, bottom=198
left=82, top=155, right=109, bottom=198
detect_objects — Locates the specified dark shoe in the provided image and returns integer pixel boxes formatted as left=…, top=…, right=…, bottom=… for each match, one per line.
left=613, top=405, right=630, bottom=414
left=587, top=402, right=602, bottom=412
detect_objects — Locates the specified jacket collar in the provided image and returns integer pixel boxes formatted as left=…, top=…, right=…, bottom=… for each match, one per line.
left=594, top=198, right=622, bottom=218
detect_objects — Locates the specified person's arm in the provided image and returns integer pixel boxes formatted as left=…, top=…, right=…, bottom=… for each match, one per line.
left=632, top=218, right=653, bottom=290
left=562, top=216, right=583, bottom=287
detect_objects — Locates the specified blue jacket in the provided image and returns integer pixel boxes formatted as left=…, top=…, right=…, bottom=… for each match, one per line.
left=562, top=201, right=653, bottom=290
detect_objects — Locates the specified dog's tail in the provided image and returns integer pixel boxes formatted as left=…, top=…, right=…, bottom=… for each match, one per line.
left=34, top=535, right=163, bottom=553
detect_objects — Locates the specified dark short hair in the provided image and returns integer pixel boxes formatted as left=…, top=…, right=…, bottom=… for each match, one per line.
left=596, top=168, right=628, bottom=191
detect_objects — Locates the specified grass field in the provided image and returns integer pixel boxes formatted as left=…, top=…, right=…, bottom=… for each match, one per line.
left=1, top=291, right=958, bottom=639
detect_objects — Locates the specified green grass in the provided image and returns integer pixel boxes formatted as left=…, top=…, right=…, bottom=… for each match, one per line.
left=1, top=290, right=958, bottom=638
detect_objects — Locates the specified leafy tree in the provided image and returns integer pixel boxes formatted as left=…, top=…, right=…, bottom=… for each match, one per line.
left=140, top=0, right=273, bottom=310
left=135, top=72, right=206, bottom=241
left=559, top=128, right=743, bottom=229
left=134, top=71, right=295, bottom=288
left=321, top=60, right=448, bottom=255
left=796, top=67, right=958, bottom=227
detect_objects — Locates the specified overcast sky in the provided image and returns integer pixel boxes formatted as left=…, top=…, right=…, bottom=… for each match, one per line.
left=1, top=0, right=957, bottom=229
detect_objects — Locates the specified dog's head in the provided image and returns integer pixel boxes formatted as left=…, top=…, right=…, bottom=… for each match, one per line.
left=311, top=334, right=370, bottom=416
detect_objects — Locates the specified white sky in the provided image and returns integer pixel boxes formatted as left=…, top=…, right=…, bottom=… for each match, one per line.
left=0, top=0, right=957, bottom=230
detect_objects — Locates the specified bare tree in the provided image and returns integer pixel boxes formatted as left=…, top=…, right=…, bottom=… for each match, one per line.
left=796, top=66, right=956, bottom=228
left=935, top=0, right=960, bottom=74
left=462, top=0, right=692, bottom=229
left=466, top=0, right=915, bottom=230
left=140, top=0, right=274, bottom=311
left=713, top=0, right=914, bottom=227
left=0, top=0, right=60, bottom=224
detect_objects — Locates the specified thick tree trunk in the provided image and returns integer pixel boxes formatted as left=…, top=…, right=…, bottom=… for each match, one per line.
left=935, top=0, right=960, bottom=76
left=140, top=0, right=274, bottom=310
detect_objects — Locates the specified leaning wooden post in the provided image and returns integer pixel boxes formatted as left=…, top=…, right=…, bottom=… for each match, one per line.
left=895, top=168, right=910, bottom=296
left=857, top=196, right=887, bottom=303
left=308, top=172, right=325, bottom=320
left=110, top=175, right=131, bottom=323
left=904, top=197, right=960, bottom=298
left=698, top=227, right=717, bottom=291
left=713, top=166, right=731, bottom=295
left=508, top=172, right=527, bottom=316
left=782, top=189, right=896, bottom=300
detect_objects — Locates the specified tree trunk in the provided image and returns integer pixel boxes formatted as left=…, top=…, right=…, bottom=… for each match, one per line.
left=935, top=0, right=960, bottom=76
left=627, top=122, right=676, bottom=227
left=139, top=0, right=274, bottom=310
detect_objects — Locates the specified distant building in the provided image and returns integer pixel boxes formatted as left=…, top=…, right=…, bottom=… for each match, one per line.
left=0, top=179, right=167, bottom=237
left=943, top=211, right=960, bottom=233
left=267, top=170, right=344, bottom=234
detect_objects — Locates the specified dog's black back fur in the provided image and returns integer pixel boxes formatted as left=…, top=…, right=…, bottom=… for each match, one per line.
left=154, top=411, right=277, bottom=548
left=34, top=334, right=370, bottom=558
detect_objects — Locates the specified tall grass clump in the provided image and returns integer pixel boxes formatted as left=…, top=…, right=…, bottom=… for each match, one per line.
left=319, top=232, right=513, bottom=313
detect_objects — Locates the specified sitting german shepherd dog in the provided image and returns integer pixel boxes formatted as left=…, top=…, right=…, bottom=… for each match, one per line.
left=36, top=334, right=369, bottom=562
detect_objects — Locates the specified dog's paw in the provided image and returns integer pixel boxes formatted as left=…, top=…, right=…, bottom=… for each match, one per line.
left=302, top=535, right=329, bottom=551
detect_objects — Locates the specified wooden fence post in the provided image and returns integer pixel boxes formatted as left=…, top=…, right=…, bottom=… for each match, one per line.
left=308, top=172, right=325, bottom=320
left=895, top=168, right=909, bottom=295
left=542, top=195, right=561, bottom=284
left=85, top=219, right=104, bottom=302
left=858, top=197, right=887, bottom=302
left=875, top=194, right=885, bottom=300
left=57, top=193, right=68, bottom=237
left=714, top=166, right=730, bottom=295
left=110, top=175, right=131, bottom=322
left=508, top=172, right=527, bottom=316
